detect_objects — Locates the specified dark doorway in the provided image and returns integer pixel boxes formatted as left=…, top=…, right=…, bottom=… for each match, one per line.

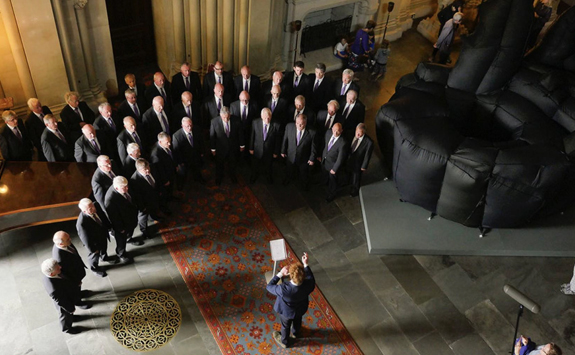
left=106, top=0, right=157, bottom=84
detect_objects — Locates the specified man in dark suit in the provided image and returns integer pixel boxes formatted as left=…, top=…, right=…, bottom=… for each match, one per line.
left=172, top=91, right=201, bottom=127
left=287, top=95, right=316, bottom=127
left=74, top=124, right=114, bottom=163
left=210, top=106, right=245, bottom=185
left=119, top=73, right=147, bottom=110
left=118, top=89, right=144, bottom=123
left=171, top=62, right=202, bottom=104
left=284, top=61, right=311, bottom=102
left=51, top=231, right=89, bottom=308
left=266, top=252, right=315, bottom=348
left=234, top=65, right=261, bottom=102
left=41, top=258, right=82, bottom=334
left=104, top=176, right=142, bottom=263
left=230, top=90, right=259, bottom=158
left=77, top=198, right=116, bottom=277
left=333, top=69, right=361, bottom=102
left=117, top=116, right=147, bottom=164
left=150, top=132, right=179, bottom=199
left=145, top=72, right=172, bottom=110
left=261, top=71, right=289, bottom=104
left=281, top=114, right=316, bottom=190
left=123, top=143, right=141, bottom=178
left=309, top=63, right=335, bottom=113
left=142, top=96, right=174, bottom=144
left=130, top=158, right=162, bottom=239
left=347, top=123, right=374, bottom=197
left=249, top=108, right=281, bottom=183
left=41, top=115, right=74, bottom=162
left=59, top=91, right=95, bottom=142
left=91, top=155, right=120, bottom=209
left=94, top=102, right=121, bottom=145
left=320, top=123, right=347, bottom=202
left=203, top=60, right=235, bottom=102
left=338, top=90, right=366, bottom=137
left=315, top=100, right=343, bottom=149
left=203, top=83, right=232, bottom=126
left=0, top=110, right=33, bottom=161
left=172, top=117, right=205, bottom=183
left=264, top=85, right=289, bottom=128
left=25, top=98, right=52, bottom=161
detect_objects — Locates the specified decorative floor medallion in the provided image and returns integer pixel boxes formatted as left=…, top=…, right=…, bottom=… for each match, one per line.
left=110, top=289, right=182, bottom=352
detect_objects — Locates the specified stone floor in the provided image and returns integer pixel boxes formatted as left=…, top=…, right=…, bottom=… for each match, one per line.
left=2, top=23, right=575, bottom=355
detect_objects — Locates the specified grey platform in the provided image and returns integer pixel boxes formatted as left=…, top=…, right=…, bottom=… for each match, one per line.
left=361, top=180, right=575, bottom=256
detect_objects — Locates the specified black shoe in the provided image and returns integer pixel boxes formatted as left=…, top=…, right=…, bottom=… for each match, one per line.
left=350, top=191, right=359, bottom=197
left=80, top=290, right=92, bottom=298
left=127, top=238, right=144, bottom=246
left=93, top=270, right=107, bottom=277
left=101, top=255, right=119, bottom=264
left=76, top=302, right=91, bottom=310
left=326, top=196, right=335, bottom=203
left=272, top=331, right=287, bottom=349
left=119, top=257, right=133, bottom=264
left=63, top=327, right=82, bottom=334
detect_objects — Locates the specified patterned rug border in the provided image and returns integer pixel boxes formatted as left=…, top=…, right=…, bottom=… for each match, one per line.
left=162, top=183, right=364, bottom=355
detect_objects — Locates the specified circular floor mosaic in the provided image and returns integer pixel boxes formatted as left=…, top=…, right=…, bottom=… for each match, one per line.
left=111, top=289, right=182, bottom=352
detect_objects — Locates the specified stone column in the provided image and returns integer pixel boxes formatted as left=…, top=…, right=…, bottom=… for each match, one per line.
left=0, top=0, right=36, bottom=101
left=237, top=0, right=249, bottom=70
left=204, top=0, right=217, bottom=65
left=173, top=0, right=186, bottom=63
left=189, top=0, right=202, bottom=70
left=74, top=0, right=103, bottom=99
left=52, top=0, right=79, bottom=93
left=222, top=0, right=235, bottom=71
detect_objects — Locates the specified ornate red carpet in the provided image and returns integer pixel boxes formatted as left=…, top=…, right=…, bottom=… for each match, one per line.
left=161, top=182, right=363, bottom=354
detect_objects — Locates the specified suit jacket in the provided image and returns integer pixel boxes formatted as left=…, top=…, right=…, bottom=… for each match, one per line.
left=119, top=82, right=147, bottom=107
left=321, top=132, right=347, bottom=172
left=283, top=71, right=311, bottom=102
left=91, top=167, right=119, bottom=209
left=41, top=128, right=74, bottom=162
left=25, top=107, right=52, bottom=160
left=59, top=102, right=95, bottom=138
left=287, top=105, right=316, bottom=127
left=281, top=123, right=316, bottom=165
left=230, top=100, right=259, bottom=137
left=42, top=275, right=78, bottom=314
left=263, top=97, right=289, bottom=126
left=117, top=128, right=147, bottom=164
left=0, top=120, right=33, bottom=161
left=333, top=81, right=361, bottom=101
left=338, top=99, right=366, bottom=132
left=315, top=111, right=344, bottom=147
left=145, top=82, right=173, bottom=110
left=309, top=76, right=335, bottom=112
left=249, top=119, right=281, bottom=160
left=94, top=114, right=122, bottom=140
left=74, top=133, right=114, bottom=163
left=123, top=155, right=138, bottom=178
left=172, top=127, right=204, bottom=166
left=348, top=134, right=374, bottom=171
left=233, top=75, right=261, bottom=102
left=76, top=202, right=111, bottom=254
left=118, top=100, right=144, bottom=123
left=104, top=186, right=138, bottom=233
left=171, top=72, right=202, bottom=104
left=203, top=71, right=234, bottom=102
left=141, top=108, right=175, bottom=143
left=52, top=244, right=86, bottom=284
left=130, top=170, right=160, bottom=212
left=202, top=95, right=232, bottom=125
left=149, top=143, right=177, bottom=186
left=261, top=80, right=289, bottom=103
left=266, top=266, right=315, bottom=318
left=172, top=101, right=201, bottom=127
left=209, top=117, right=244, bottom=159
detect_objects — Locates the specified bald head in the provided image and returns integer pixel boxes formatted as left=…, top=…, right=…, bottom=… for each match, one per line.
left=214, top=83, right=224, bottom=98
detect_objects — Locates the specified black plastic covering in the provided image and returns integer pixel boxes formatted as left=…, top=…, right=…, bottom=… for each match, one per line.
left=376, top=1, right=575, bottom=228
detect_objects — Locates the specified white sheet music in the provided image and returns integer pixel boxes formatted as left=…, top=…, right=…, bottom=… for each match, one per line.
left=270, top=239, right=287, bottom=261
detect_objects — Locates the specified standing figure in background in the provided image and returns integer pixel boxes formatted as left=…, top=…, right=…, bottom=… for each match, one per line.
left=527, top=0, right=552, bottom=50
left=437, top=0, right=464, bottom=36
left=371, top=40, right=391, bottom=82
left=348, top=20, right=376, bottom=71
left=430, top=12, right=463, bottom=64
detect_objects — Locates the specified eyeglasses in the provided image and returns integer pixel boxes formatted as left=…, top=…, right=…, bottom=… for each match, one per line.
left=214, top=67, right=223, bottom=71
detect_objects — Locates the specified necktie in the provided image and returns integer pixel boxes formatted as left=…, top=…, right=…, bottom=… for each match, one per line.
left=186, top=105, right=191, bottom=118
left=341, top=84, right=347, bottom=96
left=107, top=118, right=116, bottom=132
left=294, top=76, right=299, bottom=88
left=225, top=121, right=230, bottom=137
left=74, top=107, right=82, bottom=119
left=325, top=116, right=332, bottom=128
left=13, top=127, right=22, bottom=140
left=314, top=80, right=320, bottom=92
left=160, top=87, right=167, bottom=101
left=217, top=75, right=221, bottom=84
left=271, top=100, right=276, bottom=112
left=124, top=193, right=132, bottom=203
left=242, top=105, right=247, bottom=121
left=132, top=131, right=142, bottom=147
left=91, top=139, right=101, bottom=154
left=145, top=174, right=155, bottom=187
left=244, top=80, right=249, bottom=92
left=343, top=105, right=350, bottom=118
left=56, top=130, right=66, bottom=143
left=263, top=124, right=268, bottom=141
left=351, top=138, right=359, bottom=152
left=108, top=171, right=116, bottom=180
left=159, top=113, right=170, bottom=135
left=91, top=213, right=102, bottom=225
left=39, top=113, right=45, bottom=120
left=327, top=136, right=335, bottom=151
left=184, top=76, right=190, bottom=89
left=217, top=98, right=221, bottom=111
left=166, top=148, right=173, bottom=159
left=297, top=130, right=301, bottom=146
left=66, top=245, right=78, bottom=254
left=133, top=104, right=140, bottom=118
left=187, top=132, right=194, bottom=147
